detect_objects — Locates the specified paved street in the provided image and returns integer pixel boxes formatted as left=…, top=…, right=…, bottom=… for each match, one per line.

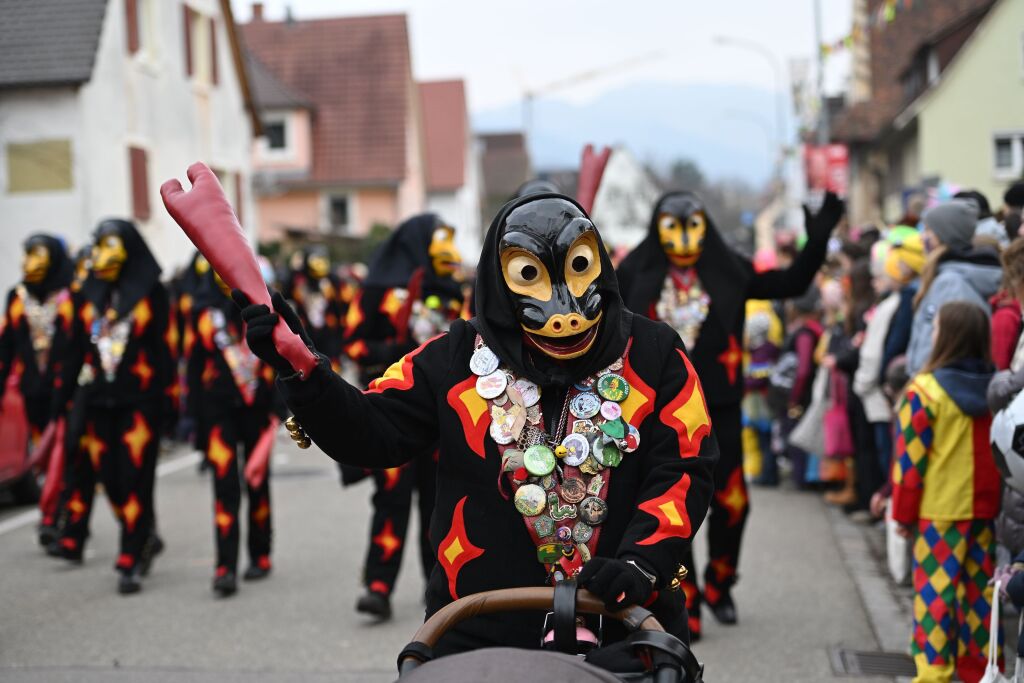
left=1, top=434, right=894, bottom=682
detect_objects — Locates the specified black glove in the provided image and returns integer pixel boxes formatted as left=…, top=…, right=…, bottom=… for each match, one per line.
left=232, top=290, right=314, bottom=377
left=803, top=191, right=845, bottom=241
left=578, top=557, right=654, bottom=610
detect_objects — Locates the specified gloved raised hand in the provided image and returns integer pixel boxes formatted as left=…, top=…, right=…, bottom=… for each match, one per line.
left=804, top=191, right=845, bottom=241
left=578, top=557, right=654, bottom=611
left=232, top=290, right=314, bottom=378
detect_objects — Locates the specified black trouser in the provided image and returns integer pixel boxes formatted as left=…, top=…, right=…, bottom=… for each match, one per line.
left=60, top=404, right=161, bottom=573
left=362, top=453, right=437, bottom=596
left=205, top=412, right=272, bottom=575
left=678, top=403, right=749, bottom=632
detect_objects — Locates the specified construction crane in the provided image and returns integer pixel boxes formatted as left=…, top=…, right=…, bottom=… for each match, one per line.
left=520, top=50, right=665, bottom=139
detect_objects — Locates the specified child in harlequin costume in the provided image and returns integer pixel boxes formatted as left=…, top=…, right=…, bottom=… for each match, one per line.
left=220, top=193, right=718, bottom=654
left=51, top=220, right=174, bottom=595
left=187, top=265, right=285, bottom=597
left=0, top=235, right=75, bottom=544
left=284, top=246, right=346, bottom=370
left=616, top=191, right=843, bottom=637
left=890, top=301, right=1001, bottom=683
left=340, top=214, right=465, bottom=620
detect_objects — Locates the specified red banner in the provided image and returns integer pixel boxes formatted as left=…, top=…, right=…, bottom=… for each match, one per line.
left=804, top=144, right=849, bottom=197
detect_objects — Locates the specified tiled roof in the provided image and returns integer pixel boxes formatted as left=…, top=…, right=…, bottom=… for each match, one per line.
left=419, top=80, right=467, bottom=192
left=832, top=0, right=995, bottom=143
left=0, top=0, right=107, bottom=88
left=246, top=53, right=313, bottom=110
left=241, top=14, right=411, bottom=185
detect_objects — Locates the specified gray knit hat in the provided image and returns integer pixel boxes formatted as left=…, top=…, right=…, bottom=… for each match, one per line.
left=922, top=199, right=978, bottom=252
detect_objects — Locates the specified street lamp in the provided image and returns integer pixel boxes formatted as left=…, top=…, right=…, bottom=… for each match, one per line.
left=713, top=35, right=788, bottom=160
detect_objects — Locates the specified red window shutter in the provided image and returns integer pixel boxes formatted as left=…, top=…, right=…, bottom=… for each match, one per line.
left=209, top=17, right=218, bottom=85
left=183, top=5, right=193, bottom=77
left=129, top=147, right=151, bottom=221
left=234, top=173, right=243, bottom=224
left=125, top=0, right=140, bottom=54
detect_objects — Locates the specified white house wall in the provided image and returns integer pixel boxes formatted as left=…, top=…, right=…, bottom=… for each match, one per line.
left=0, top=0, right=255, bottom=292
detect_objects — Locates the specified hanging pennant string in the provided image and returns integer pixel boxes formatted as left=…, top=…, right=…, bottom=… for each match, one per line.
left=819, top=26, right=863, bottom=59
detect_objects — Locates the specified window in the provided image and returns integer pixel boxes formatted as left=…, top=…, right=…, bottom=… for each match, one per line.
left=129, top=146, right=150, bottom=221
left=265, top=121, right=286, bottom=150
left=127, top=0, right=159, bottom=60
left=994, top=133, right=1024, bottom=179
left=125, top=0, right=140, bottom=53
left=7, top=140, right=73, bottom=193
left=183, top=5, right=216, bottom=85
left=329, top=196, right=349, bottom=233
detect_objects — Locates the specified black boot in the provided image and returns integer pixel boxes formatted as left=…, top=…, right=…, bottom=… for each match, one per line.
left=38, top=524, right=59, bottom=548
left=243, top=565, right=271, bottom=581
left=213, top=570, right=237, bottom=597
left=48, top=539, right=83, bottom=564
left=356, top=590, right=392, bottom=621
left=118, top=569, right=142, bottom=595
left=138, top=533, right=164, bottom=577
left=708, top=591, right=738, bottom=625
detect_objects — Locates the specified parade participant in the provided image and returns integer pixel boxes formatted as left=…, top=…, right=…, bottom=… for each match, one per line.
left=0, top=234, right=75, bottom=541
left=284, top=246, right=346, bottom=370
left=187, top=263, right=284, bottom=597
left=218, top=192, right=718, bottom=654
left=52, top=219, right=173, bottom=595
left=341, top=214, right=465, bottom=620
left=616, top=191, right=843, bottom=636
left=891, top=302, right=1000, bottom=683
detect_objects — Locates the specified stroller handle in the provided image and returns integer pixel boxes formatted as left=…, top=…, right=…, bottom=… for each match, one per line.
left=401, top=587, right=664, bottom=666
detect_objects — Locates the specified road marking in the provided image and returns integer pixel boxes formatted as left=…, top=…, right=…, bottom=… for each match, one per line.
left=0, top=451, right=201, bottom=538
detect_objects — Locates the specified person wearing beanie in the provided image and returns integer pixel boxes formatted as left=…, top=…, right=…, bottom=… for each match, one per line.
left=880, top=228, right=924, bottom=381
left=906, top=201, right=1002, bottom=376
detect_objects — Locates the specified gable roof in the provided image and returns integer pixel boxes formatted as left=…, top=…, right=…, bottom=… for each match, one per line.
left=419, top=80, right=468, bottom=192
left=0, top=0, right=107, bottom=88
left=832, top=0, right=995, bottom=144
left=246, top=53, right=313, bottom=110
left=241, top=13, right=412, bottom=186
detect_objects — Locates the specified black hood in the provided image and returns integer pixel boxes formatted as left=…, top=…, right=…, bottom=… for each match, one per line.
left=80, top=219, right=162, bottom=318
left=473, top=192, right=631, bottom=388
left=175, top=252, right=205, bottom=298
left=617, top=191, right=751, bottom=325
left=22, top=233, right=74, bottom=300
left=511, top=178, right=562, bottom=200
left=190, top=261, right=234, bottom=315
left=364, top=213, right=462, bottom=298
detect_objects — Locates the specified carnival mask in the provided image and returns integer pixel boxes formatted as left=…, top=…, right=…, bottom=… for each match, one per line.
left=213, top=270, right=231, bottom=297
left=500, top=200, right=603, bottom=360
left=195, top=254, right=211, bottom=275
left=307, top=251, right=330, bottom=280
left=22, top=242, right=51, bottom=284
left=657, top=193, right=707, bottom=267
left=429, top=225, right=462, bottom=278
left=92, top=233, right=127, bottom=282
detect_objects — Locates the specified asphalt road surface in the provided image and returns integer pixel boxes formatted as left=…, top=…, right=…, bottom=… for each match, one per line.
left=0, top=434, right=893, bottom=682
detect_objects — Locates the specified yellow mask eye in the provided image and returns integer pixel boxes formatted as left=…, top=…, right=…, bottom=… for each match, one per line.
left=565, top=233, right=601, bottom=298
left=195, top=255, right=210, bottom=275
left=501, top=249, right=552, bottom=301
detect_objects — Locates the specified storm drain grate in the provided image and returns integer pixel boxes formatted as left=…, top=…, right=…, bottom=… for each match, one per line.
left=829, top=647, right=917, bottom=678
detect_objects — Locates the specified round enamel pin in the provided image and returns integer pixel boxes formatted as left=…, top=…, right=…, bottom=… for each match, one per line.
left=510, top=378, right=541, bottom=407
left=559, top=477, right=587, bottom=504
left=579, top=497, right=609, bottom=525
left=600, top=401, right=622, bottom=421
left=597, top=374, right=630, bottom=402
left=475, top=370, right=508, bottom=400
left=524, top=445, right=556, bottom=477
left=569, top=392, right=601, bottom=419
left=470, top=346, right=500, bottom=376
left=560, top=434, right=590, bottom=467
left=514, top=484, right=547, bottom=516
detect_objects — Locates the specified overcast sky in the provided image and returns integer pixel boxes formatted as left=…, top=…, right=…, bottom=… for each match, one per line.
left=231, top=1, right=853, bottom=114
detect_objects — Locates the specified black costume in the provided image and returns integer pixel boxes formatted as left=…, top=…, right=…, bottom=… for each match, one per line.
left=285, top=247, right=346, bottom=368
left=239, top=194, right=718, bottom=653
left=187, top=270, right=284, bottom=594
left=54, top=220, right=173, bottom=593
left=617, top=192, right=841, bottom=635
left=0, top=235, right=76, bottom=518
left=341, top=214, right=464, bottom=616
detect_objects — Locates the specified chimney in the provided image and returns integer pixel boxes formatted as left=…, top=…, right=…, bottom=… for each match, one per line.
left=252, top=2, right=264, bottom=21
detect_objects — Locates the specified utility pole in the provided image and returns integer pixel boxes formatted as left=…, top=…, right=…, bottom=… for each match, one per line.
left=813, top=0, right=830, bottom=144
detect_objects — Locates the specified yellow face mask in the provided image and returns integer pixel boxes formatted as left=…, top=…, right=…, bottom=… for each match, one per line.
left=658, top=211, right=706, bottom=267
left=195, top=254, right=211, bottom=276
left=307, top=254, right=330, bottom=280
left=22, top=244, right=51, bottom=284
left=92, top=234, right=127, bottom=282
left=429, top=226, right=462, bottom=278
left=213, top=270, right=231, bottom=297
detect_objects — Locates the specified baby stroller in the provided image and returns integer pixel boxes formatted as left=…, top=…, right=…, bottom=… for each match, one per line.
left=396, top=582, right=703, bottom=682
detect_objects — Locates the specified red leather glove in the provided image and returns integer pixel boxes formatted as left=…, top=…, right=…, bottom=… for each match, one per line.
left=160, top=162, right=316, bottom=377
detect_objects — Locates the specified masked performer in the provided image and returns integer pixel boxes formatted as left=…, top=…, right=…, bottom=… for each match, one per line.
left=227, top=193, right=717, bottom=654
left=614, top=192, right=839, bottom=643
left=0, top=235, right=75, bottom=538
left=285, top=246, right=345, bottom=369
left=52, top=219, right=173, bottom=595
left=340, top=214, right=464, bottom=620
left=617, top=192, right=842, bottom=637
left=187, top=265, right=284, bottom=597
